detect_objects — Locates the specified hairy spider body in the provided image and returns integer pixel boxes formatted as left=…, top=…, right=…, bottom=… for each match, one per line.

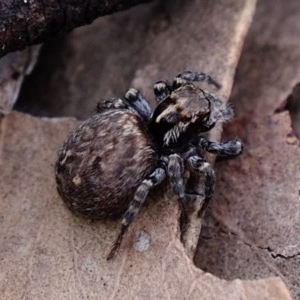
left=56, top=110, right=157, bottom=219
left=55, top=71, right=243, bottom=260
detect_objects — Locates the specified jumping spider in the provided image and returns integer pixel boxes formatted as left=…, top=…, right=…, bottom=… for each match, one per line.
left=55, top=71, right=242, bottom=260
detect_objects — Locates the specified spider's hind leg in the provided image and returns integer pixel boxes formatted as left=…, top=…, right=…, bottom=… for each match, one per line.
left=173, top=71, right=221, bottom=90
left=107, top=167, right=166, bottom=260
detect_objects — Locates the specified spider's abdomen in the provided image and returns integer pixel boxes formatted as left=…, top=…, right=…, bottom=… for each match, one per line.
left=55, top=109, right=157, bottom=219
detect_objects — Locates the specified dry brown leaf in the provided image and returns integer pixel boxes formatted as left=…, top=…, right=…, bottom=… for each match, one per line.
left=0, top=0, right=292, bottom=299
left=0, top=111, right=291, bottom=299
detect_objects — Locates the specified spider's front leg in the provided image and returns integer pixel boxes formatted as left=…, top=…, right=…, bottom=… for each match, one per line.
left=187, top=155, right=216, bottom=217
left=153, top=71, right=221, bottom=102
left=107, top=166, right=166, bottom=260
left=198, top=138, right=243, bottom=158
left=166, top=153, right=192, bottom=230
left=153, top=81, right=172, bottom=102
left=173, top=71, right=221, bottom=90
left=124, top=88, right=152, bottom=121
left=183, top=138, right=242, bottom=217
left=167, top=154, right=185, bottom=200
left=166, top=151, right=215, bottom=242
left=96, top=97, right=128, bottom=112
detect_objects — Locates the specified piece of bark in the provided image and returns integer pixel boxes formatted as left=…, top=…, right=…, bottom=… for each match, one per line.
left=0, top=112, right=292, bottom=300
left=17, top=0, right=255, bottom=119
left=0, top=0, right=150, bottom=59
left=195, top=0, right=300, bottom=299
left=16, top=0, right=256, bottom=259
left=0, top=46, right=40, bottom=115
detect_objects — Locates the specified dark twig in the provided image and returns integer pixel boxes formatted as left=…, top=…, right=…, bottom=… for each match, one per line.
left=0, top=0, right=151, bottom=58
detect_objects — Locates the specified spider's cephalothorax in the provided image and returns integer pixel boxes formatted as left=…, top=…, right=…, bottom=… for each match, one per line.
left=55, top=71, right=243, bottom=260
